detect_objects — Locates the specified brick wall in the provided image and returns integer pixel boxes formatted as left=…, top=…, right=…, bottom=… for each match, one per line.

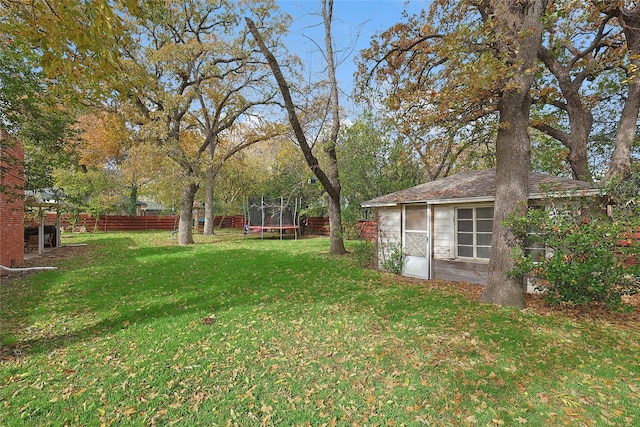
left=0, top=131, right=25, bottom=268
left=355, top=220, right=377, bottom=242
left=302, top=217, right=377, bottom=241
left=618, top=228, right=640, bottom=267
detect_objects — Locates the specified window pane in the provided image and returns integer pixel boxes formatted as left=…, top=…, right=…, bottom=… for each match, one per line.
left=477, top=232, right=493, bottom=246
left=458, top=209, right=472, bottom=219
left=458, top=232, right=473, bottom=245
left=458, top=220, right=473, bottom=232
left=477, top=246, right=492, bottom=258
left=476, top=207, right=494, bottom=219
left=456, top=206, right=494, bottom=260
left=406, top=206, right=427, bottom=230
left=526, top=240, right=544, bottom=250
left=458, top=245, right=473, bottom=257
left=477, top=219, right=493, bottom=232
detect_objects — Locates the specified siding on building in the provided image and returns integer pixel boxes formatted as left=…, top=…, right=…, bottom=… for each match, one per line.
left=432, top=205, right=454, bottom=260
left=373, top=203, right=493, bottom=283
left=375, top=207, right=402, bottom=270
left=433, top=259, right=488, bottom=284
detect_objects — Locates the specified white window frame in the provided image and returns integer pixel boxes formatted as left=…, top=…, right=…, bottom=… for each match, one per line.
left=455, top=205, right=494, bottom=260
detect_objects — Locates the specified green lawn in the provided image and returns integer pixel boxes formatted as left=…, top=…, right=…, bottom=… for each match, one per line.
left=1, top=231, right=639, bottom=426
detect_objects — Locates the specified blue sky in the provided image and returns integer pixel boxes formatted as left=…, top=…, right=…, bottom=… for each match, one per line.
left=276, top=1, right=427, bottom=116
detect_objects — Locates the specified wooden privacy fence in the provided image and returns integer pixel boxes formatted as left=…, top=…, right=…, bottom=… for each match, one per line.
left=302, top=217, right=330, bottom=236
left=43, top=213, right=377, bottom=240
left=45, top=214, right=244, bottom=232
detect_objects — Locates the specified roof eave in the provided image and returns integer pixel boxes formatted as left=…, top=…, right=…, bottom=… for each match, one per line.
left=362, top=188, right=601, bottom=208
left=528, top=188, right=602, bottom=200
left=361, top=202, right=398, bottom=208
left=425, top=196, right=496, bottom=205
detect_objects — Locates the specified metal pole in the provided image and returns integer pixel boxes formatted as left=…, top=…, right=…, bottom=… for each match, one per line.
left=294, top=198, right=299, bottom=240
left=56, top=206, right=62, bottom=247
left=38, top=208, right=44, bottom=255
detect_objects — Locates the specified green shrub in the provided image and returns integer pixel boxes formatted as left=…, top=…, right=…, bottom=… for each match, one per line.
left=382, top=241, right=404, bottom=275
left=349, top=240, right=376, bottom=268
left=509, top=193, right=640, bottom=310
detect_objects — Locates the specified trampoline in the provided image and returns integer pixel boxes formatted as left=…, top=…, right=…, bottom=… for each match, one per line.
left=245, top=196, right=300, bottom=239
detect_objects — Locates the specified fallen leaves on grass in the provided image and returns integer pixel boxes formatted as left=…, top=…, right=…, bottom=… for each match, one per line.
left=202, top=315, right=216, bottom=325
left=391, top=276, right=640, bottom=327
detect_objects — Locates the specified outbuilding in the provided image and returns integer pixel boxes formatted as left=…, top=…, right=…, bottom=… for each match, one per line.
left=361, top=168, right=597, bottom=287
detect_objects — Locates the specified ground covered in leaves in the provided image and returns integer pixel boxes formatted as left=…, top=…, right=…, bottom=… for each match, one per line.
left=394, top=276, right=640, bottom=327
left=2, top=232, right=639, bottom=426
left=9, top=242, right=639, bottom=327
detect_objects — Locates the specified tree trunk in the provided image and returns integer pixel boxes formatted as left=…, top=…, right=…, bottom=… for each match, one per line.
left=203, top=142, right=215, bottom=235
left=480, top=0, right=548, bottom=308
left=605, top=5, right=640, bottom=182
left=328, top=193, right=347, bottom=254
left=607, top=80, right=640, bottom=180
left=178, top=182, right=198, bottom=245
left=536, top=43, right=595, bottom=182
left=128, top=184, right=138, bottom=216
left=564, top=80, right=594, bottom=182
left=203, top=165, right=215, bottom=235
left=323, top=0, right=347, bottom=255
left=481, top=91, right=532, bottom=309
left=246, top=11, right=347, bottom=255
left=567, top=114, right=593, bottom=182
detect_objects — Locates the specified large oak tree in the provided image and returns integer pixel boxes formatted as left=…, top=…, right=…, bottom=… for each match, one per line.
left=479, top=0, right=549, bottom=308
left=359, top=0, right=548, bottom=307
left=531, top=0, right=640, bottom=183
left=359, top=1, right=639, bottom=187
left=600, top=1, right=640, bottom=181
left=111, top=0, right=287, bottom=245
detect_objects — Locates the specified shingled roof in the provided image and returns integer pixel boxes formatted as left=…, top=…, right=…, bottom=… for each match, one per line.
left=361, top=168, right=596, bottom=208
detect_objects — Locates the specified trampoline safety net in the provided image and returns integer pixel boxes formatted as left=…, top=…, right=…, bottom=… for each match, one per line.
left=245, top=197, right=300, bottom=239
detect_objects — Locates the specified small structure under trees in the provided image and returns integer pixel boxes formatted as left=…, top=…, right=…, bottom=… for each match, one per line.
left=245, top=197, right=300, bottom=239
left=362, top=169, right=598, bottom=287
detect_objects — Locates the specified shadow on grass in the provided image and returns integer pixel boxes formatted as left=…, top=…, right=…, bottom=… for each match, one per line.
left=5, top=235, right=387, bottom=356
left=0, top=235, right=136, bottom=349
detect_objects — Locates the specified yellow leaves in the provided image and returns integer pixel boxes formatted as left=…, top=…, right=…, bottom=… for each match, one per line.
left=75, top=111, right=131, bottom=167
left=560, top=394, right=580, bottom=408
